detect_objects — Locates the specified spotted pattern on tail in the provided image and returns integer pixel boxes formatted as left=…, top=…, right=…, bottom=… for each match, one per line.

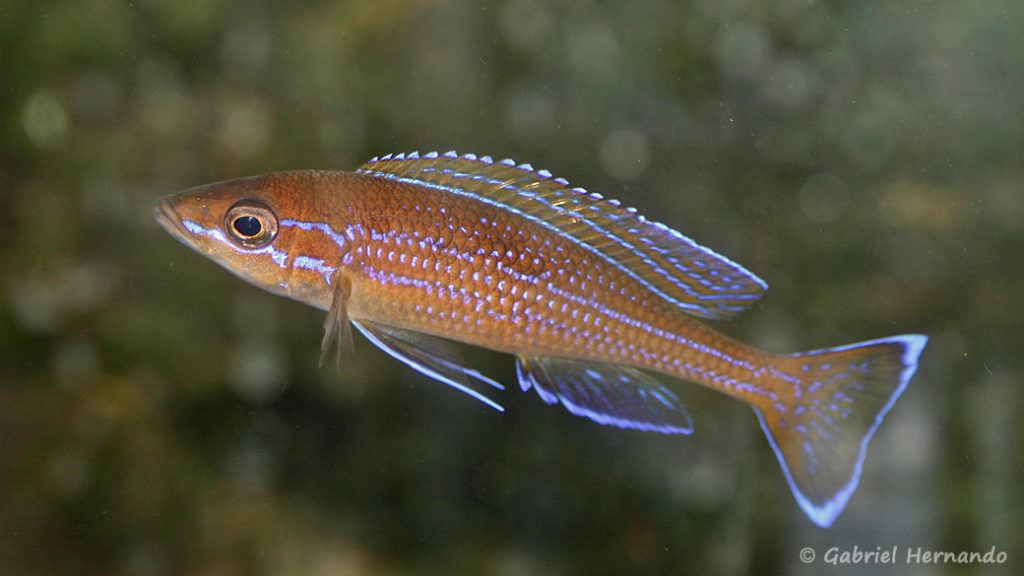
left=754, top=335, right=927, bottom=527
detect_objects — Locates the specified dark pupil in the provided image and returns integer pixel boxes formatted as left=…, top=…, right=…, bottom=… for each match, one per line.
left=233, top=215, right=263, bottom=237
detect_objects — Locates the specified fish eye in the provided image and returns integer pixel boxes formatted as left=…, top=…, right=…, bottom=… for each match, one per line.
left=233, top=215, right=262, bottom=237
left=224, top=199, right=278, bottom=249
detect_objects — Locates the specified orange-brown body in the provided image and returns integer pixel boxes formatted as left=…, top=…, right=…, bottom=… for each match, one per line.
left=335, top=173, right=779, bottom=407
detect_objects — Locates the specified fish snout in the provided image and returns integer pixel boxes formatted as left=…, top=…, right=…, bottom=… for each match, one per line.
left=153, top=197, right=179, bottom=234
left=154, top=196, right=201, bottom=247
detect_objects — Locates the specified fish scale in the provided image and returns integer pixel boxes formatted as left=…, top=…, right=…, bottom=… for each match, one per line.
left=348, top=179, right=609, bottom=353
left=355, top=177, right=743, bottom=383
left=155, top=151, right=927, bottom=528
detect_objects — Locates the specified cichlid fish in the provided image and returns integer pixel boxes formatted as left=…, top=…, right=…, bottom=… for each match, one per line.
left=155, top=151, right=926, bottom=527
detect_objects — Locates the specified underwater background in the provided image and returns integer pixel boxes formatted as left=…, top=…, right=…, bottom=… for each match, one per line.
left=1, top=1, right=1020, bottom=574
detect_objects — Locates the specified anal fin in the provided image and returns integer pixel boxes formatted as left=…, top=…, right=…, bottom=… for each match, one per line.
left=516, top=356, right=692, bottom=434
left=353, top=320, right=505, bottom=411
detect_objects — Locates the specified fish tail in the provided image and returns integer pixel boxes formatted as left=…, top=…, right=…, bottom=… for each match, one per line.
left=754, top=335, right=927, bottom=527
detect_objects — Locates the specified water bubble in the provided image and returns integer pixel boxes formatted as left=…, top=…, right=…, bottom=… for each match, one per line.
left=762, top=58, right=816, bottom=112
left=599, top=129, right=651, bottom=182
left=566, top=19, right=621, bottom=82
left=504, top=86, right=558, bottom=143
left=714, top=22, right=771, bottom=81
left=499, top=0, right=554, bottom=53
left=228, top=342, right=286, bottom=405
left=22, top=90, right=69, bottom=147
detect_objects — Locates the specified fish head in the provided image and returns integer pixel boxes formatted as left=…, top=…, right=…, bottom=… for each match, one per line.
left=154, top=171, right=341, bottom=304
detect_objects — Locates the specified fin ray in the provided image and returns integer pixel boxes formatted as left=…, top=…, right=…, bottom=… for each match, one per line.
left=320, top=276, right=354, bottom=367
left=358, top=152, right=767, bottom=320
left=516, top=356, right=693, bottom=434
left=353, top=320, right=505, bottom=411
left=758, top=335, right=927, bottom=527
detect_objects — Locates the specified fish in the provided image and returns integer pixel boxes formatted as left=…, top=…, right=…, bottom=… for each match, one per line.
left=154, top=151, right=927, bottom=527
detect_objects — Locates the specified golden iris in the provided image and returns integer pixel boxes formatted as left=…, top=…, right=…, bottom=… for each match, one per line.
left=224, top=199, right=278, bottom=248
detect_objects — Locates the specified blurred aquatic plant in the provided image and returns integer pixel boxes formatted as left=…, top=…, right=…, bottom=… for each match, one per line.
left=1, top=0, right=1022, bottom=574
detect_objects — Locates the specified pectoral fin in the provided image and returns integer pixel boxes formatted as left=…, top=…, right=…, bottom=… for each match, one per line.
left=353, top=320, right=505, bottom=411
left=320, top=276, right=354, bottom=367
left=516, top=356, right=693, bottom=434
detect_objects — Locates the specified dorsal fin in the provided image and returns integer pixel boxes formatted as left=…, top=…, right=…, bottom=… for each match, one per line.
left=357, top=151, right=767, bottom=320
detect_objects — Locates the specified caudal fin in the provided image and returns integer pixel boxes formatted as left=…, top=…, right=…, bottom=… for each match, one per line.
left=754, top=335, right=927, bottom=527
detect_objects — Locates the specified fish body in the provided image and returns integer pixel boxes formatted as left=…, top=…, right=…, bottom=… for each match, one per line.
left=155, top=151, right=926, bottom=527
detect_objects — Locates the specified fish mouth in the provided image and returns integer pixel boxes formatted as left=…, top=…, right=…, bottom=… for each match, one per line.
left=154, top=197, right=191, bottom=244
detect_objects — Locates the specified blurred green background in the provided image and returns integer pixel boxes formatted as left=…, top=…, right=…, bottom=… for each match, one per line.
left=1, top=1, right=1021, bottom=574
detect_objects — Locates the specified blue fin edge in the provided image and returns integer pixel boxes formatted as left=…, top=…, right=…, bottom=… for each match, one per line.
left=760, top=334, right=928, bottom=527
left=352, top=321, right=506, bottom=412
